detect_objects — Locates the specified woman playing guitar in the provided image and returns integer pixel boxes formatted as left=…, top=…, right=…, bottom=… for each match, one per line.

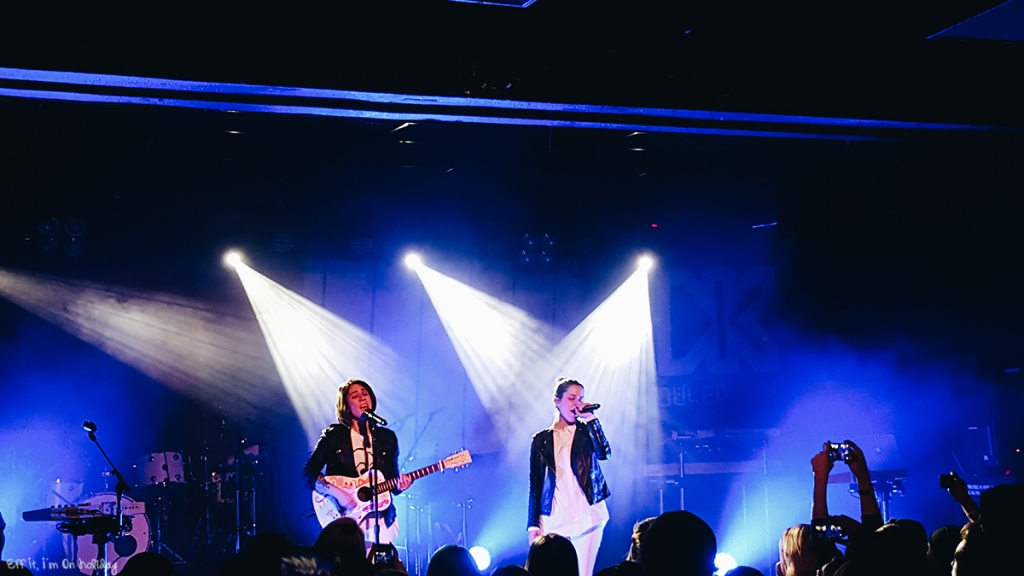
left=303, top=379, right=413, bottom=544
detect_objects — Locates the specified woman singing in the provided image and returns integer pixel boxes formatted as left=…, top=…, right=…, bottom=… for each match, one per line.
left=303, top=379, right=412, bottom=544
left=528, top=377, right=611, bottom=576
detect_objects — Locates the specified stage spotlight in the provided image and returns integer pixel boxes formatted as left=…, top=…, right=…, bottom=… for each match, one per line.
left=270, top=233, right=295, bottom=253
left=404, top=253, right=422, bottom=268
left=469, top=546, right=491, bottom=571
left=63, top=237, right=84, bottom=256
left=65, top=218, right=86, bottom=236
left=638, top=255, right=654, bottom=271
left=224, top=251, right=243, bottom=267
left=38, top=237, right=59, bottom=256
left=232, top=260, right=411, bottom=445
left=714, top=553, right=737, bottom=575
left=0, top=266, right=289, bottom=424
left=38, top=217, right=60, bottom=236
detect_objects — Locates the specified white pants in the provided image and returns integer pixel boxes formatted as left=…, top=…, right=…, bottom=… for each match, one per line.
left=569, top=521, right=606, bottom=576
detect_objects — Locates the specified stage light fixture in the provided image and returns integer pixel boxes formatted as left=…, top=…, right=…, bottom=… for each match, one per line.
left=231, top=261, right=411, bottom=446
left=63, top=237, right=84, bottom=256
left=404, top=253, right=422, bottom=268
left=224, top=251, right=243, bottom=267
left=270, top=233, right=294, bottom=253
left=38, top=237, right=59, bottom=256
left=65, top=218, right=86, bottom=237
left=350, top=237, right=374, bottom=257
left=638, top=255, right=654, bottom=271
left=38, top=217, right=60, bottom=236
left=469, top=546, right=491, bottom=571
left=714, top=553, right=737, bottom=575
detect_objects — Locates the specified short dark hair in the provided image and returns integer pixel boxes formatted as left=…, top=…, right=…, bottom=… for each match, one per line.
left=426, top=544, right=480, bottom=576
left=526, top=533, right=579, bottom=576
left=640, top=511, right=717, bottom=576
left=336, top=379, right=378, bottom=424
left=553, top=377, right=583, bottom=399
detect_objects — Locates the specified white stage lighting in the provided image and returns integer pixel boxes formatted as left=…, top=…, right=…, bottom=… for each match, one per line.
left=0, top=267, right=288, bottom=421
left=638, top=255, right=654, bottom=271
left=231, top=262, right=411, bottom=447
left=404, top=253, right=422, bottom=268
left=224, top=251, right=243, bottom=267
left=715, top=553, right=738, bottom=575
left=469, top=546, right=491, bottom=571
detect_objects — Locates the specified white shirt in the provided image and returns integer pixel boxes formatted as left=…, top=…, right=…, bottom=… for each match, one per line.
left=349, top=424, right=399, bottom=544
left=539, top=425, right=609, bottom=538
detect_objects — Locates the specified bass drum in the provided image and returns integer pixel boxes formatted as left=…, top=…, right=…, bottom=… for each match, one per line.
left=62, top=493, right=150, bottom=575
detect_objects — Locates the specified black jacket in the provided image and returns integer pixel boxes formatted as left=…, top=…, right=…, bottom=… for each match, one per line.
left=528, top=419, right=611, bottom=529
left=303, top=422, right=403, bottom=525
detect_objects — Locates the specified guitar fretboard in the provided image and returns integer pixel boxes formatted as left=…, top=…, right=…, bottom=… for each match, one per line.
left=376, top=461, right=445, bottom=493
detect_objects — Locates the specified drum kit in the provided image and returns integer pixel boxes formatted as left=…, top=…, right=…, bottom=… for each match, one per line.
left=27, top=443, right=261, bottom=575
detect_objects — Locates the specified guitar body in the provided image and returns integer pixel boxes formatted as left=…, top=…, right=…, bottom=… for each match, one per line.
left=313, top=470, right=392, bottom=527
left=311, top=450, right=472, bottom=529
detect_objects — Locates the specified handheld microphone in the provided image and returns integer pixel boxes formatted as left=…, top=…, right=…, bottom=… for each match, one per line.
left=363, top=409, right=388, bottom=426
left=579, top=403, right=601, bottom=414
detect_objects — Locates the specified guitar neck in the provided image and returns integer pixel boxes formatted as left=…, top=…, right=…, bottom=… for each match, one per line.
left=377, top=460, right=445, bottom=493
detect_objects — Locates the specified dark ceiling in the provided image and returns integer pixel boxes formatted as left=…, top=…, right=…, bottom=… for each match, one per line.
left=1, top=1, right=1023, bottom=373
left=2, top=0, right=1022, bottom=125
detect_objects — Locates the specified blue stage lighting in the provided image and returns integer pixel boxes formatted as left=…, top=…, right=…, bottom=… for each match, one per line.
left=469, top=546, right=491, bottom=571
left=715, top=553, right=738, bottom=575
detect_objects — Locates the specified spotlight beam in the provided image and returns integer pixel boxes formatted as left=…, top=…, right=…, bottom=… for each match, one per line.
left=231, top=260, right=413, bottom=447
left=412, top=260, right=661, bottom=554
left=0, top=267, right=289, bottom=420
left=411, top=263, right=561, bottom=446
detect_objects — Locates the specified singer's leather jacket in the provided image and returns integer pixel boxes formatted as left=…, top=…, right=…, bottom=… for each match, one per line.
left=303, top=422, right=402, bottom=525
left=528, top=418, right=611, bottom=529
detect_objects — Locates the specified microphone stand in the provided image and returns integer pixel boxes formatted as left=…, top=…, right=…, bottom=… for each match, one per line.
left=364, top=417, right=383, bottom=559
left=83, top=422, right=131, bottom=576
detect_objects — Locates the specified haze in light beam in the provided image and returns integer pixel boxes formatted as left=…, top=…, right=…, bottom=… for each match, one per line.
left=232, top=262, right=411, bottom=447
left=416, top=263, right=659, bottom=557
left=546, top=266, right=660, bottom=509
left=0, top=267, right=289, bottom=419
left=412, top=263, right=561, bottom=446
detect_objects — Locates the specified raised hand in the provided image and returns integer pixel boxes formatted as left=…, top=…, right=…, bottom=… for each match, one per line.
left=945, top=471, right=970, bottom=502
left=844, top=440, right=870, bottom=481
left=812, top=442, right=835, bottom=478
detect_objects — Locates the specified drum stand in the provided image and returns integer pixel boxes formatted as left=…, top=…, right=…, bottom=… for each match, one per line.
left=152, top=485, right=187, bottom=565
left=230, top=457, right=258, bottom=554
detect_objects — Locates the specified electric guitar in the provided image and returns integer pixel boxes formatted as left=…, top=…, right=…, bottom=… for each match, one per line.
left=312, top=450, right=472, bottom=528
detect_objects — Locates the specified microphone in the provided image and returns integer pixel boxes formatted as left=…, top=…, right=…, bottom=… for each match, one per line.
left=83, top=421, right=97, bottom=433
left=363, top=409, right=388, bottom=427
left=578, top=403, right=601, bottom=414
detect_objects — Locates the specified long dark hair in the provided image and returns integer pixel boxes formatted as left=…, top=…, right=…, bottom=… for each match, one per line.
left=336, top=379, right=377, bottom=426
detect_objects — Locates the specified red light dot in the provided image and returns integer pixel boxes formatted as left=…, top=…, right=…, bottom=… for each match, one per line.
left=1017, top=448, right=1021, bottom=453
left=651, top=223, right=658, bottom=228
